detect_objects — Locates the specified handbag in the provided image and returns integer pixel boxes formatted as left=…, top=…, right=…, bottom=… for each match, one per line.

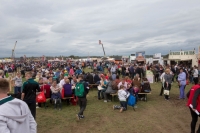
left=164, top=90, right=169, bottom=95
left=36, top=91, right=46, bottom=103
left=97, top=85, right=104, bottom=90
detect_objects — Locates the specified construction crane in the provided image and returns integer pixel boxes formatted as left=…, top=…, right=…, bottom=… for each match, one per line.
left=12, top=41, right=17, bottom=61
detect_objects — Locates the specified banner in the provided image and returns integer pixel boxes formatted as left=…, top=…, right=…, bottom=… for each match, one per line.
left=153, top=53, right=161, bottom=59
left=146, top=70, right=154, bottom=83
left=136, top=51, right=145, bottom=58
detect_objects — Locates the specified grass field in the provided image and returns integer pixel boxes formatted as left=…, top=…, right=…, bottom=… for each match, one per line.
left=36, top=72, right=193, bottom=133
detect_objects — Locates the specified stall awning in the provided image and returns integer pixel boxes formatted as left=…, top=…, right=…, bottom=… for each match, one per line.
left=180, top=59, right=192, bottom=61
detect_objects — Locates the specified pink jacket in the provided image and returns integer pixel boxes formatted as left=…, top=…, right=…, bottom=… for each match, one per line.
left=69, top=68, right=74, bottom=76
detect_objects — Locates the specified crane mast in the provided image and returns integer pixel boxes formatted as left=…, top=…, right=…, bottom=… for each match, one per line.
left=12, top=41, right=17, bottom=61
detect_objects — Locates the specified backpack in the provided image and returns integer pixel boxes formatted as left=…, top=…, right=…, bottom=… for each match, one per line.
left=127, top=95, right=136, bottom=107
left=111, top=81, right=118, bottom=90
left=141, top=82, right=151, bottom=93
left=8, top=68, right=12, bottom=73
left=75, top=82, right=85, bottom=97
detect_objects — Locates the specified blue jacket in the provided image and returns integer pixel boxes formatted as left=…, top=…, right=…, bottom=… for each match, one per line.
left=75, top=69, right=82, bottom=75
left=178, top=72, right=186, bottom=85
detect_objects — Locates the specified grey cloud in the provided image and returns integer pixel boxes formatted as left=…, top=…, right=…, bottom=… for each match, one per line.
left=35, top=39, right=45, bottom=43
left=0, top=0, right=200, bottom=57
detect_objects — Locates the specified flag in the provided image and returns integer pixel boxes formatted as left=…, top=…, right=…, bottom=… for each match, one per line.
left=99, top=40, right=102, bottom=45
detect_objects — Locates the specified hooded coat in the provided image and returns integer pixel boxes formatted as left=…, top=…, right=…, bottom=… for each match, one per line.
left=0, top=96, right=37, bottom=133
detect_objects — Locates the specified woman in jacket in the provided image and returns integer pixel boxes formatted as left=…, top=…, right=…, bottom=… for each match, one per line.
left=103, top=76, right=118, bottom=102
left=164, top=69, right=173, bottom=100
left=97, top=75, right=107, bottom=100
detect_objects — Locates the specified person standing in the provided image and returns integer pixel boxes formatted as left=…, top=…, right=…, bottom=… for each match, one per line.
left=164, top=69, right=173, bottom=100
left=186, top=80, right=200, bottom=133
left=171, top=65, right=176, bottom=82
left=21, top=72, right=40, bottom=119
left=159, top=71, right=165, bottom=96
left=0, top=78, right=37, bottom=133
left=12, top=72, right=22, bottom=95
left=178, top=68, right=186, bottom=99
left=193, top=66, right=199, bottom=85
left=75, top=74, right=89, bottom=120
left=129, top=65, right=135, bottom=79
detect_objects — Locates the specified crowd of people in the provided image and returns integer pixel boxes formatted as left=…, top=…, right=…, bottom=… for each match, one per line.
left=1, top=60, right=200, bottom=132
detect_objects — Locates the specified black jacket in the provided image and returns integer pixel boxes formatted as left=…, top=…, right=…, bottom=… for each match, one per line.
left=86, top=74, right=94, bottom=84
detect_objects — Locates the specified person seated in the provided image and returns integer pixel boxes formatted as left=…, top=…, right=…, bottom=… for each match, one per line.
left=63, top=79, right=73, bottom=105
left=40, top=80, right=51, bottom=99
left=98, top=75, right=107, bottom=100
left=118, top=78, right=128, bottom=90
left=141, top=78, right=151, bottom=93
left=64, top=70, right=69, bottom=77
left=115, top=75, right=120, bottom=85
left=125, top=76, right=132, bottom=84
left=129, top=85, right=139, bottom=108
left=94, top=72, right=101, bottom=84
left=103, top=76, right=118, bottom=102
left=50, top=80, right=62, bottom=110
left=71, top=76, right=77, bottom=89
left=59, top=76, right=68, bottom=88
left=132, top=77, right=141, bottom=92
left=63, top=79, right=72, bottom=97
left=38, top=80, right=51, bottom=107
left=133, top=85, right=139, bottom=101
left=134, top=74, right=141, bottom=81
left=38, top=77, right=43, bottom=88
left=105, top=73, right=109, bottom=80
left=86, top=72, right=94, bottom=84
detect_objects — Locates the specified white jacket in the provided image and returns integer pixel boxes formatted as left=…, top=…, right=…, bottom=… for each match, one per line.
left=0, top=97, right=37, bottom=133
left=118, top=89, right=130, bottom=101
left=193, top=69, right=198, bottom=78
left=160, top=72, right=165, bottom=83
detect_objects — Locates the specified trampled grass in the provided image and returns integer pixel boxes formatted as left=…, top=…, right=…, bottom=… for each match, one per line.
left=36, top=81, right=193, bottom=133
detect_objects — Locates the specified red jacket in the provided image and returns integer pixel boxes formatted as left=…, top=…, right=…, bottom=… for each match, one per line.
left=40, top=84, right=51, bottom=98
left=187, top=84, right=200, bottom=111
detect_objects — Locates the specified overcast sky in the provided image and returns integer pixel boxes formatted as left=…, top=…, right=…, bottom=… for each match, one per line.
left=0, top=0, right=200, bottom=57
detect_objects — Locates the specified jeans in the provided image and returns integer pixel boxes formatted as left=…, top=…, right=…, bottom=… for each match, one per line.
left=112, top=74, right=116, bottom=80
left=14, top=86, right=21, bottom=94
left=179, top=85, right=185, bottom=99
left=114, top=101, right=127, bottom=111
left=189, top=75, right=193, bottom=83
left=98, top=90, right=105, bottom=99
left=78, top=97, right=87, bottom=115
left=190, top=108, right=200, bottom=133
left=95, top=81, right=100, bottom=85
left=194, top=77, right=198, bottom=85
